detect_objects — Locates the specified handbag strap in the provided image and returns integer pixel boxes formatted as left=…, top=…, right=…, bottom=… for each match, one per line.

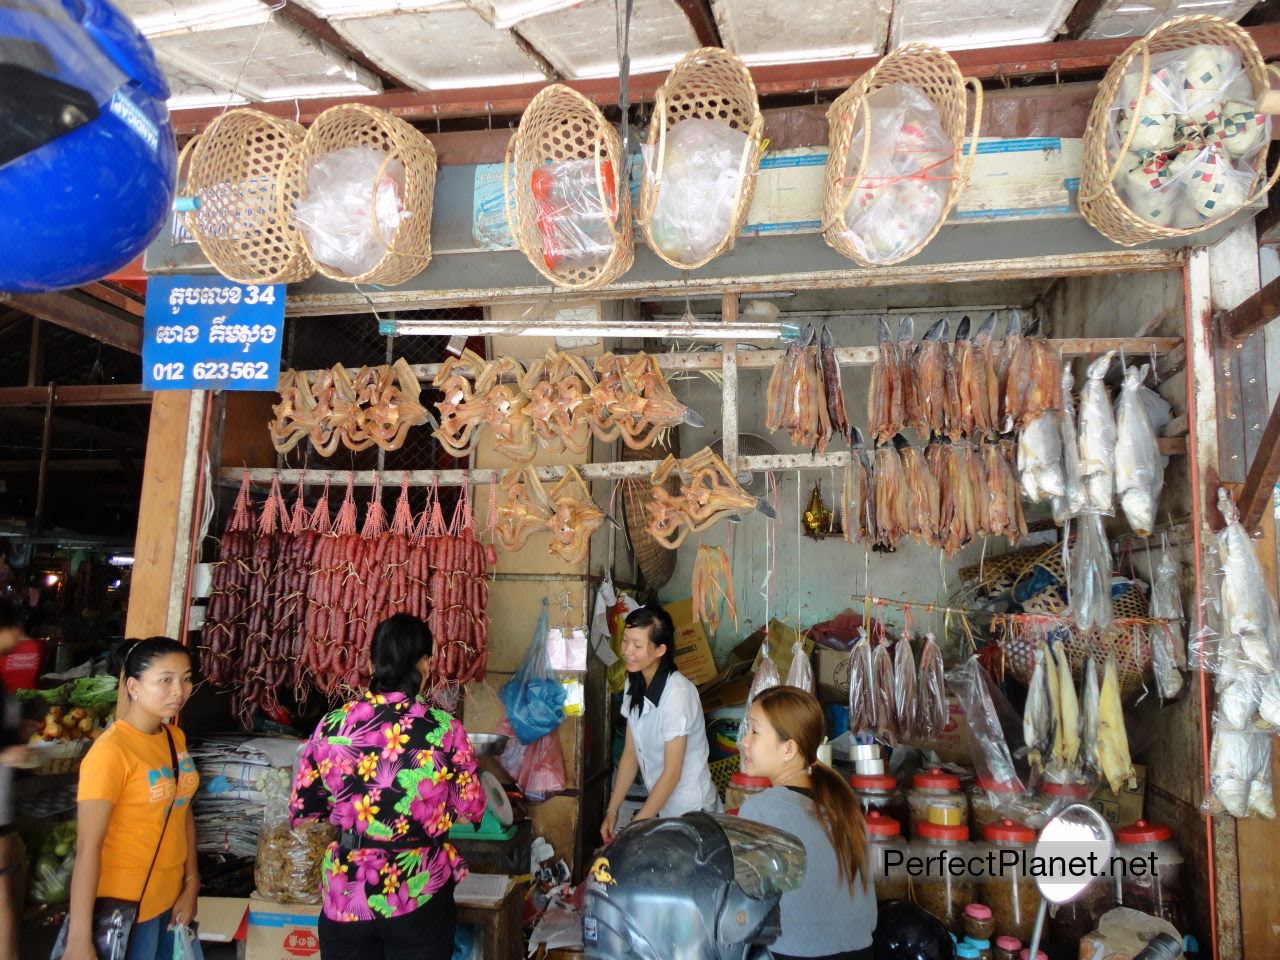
left=136, top=725, right=181, bottom=907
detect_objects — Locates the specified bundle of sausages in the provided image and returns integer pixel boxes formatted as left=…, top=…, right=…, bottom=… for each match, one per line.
left=201, top=474, right=493, bottom=727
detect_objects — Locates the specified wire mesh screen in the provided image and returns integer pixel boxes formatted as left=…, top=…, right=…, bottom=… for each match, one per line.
left=282, top=308, right=482, bottom=475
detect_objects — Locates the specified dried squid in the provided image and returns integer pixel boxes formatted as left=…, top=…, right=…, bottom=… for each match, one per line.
left=1114, top=364, right=1163, bottom=537
left=873, top=439, right=910, bottom=549
left=544, top=466, right=604, bottom=566
left=692, top=544, right=737, bottom=633
left=868, top=318, right=902, bottom=445
left=591, top=352, right=693, bottom=450
left=916, top=633, right=948, bottom=740
left=1077, top=351, right=1117, bottom=514
left=901, top=443, right=942, bottom=547
left=911, top=317, right=949, bottom=438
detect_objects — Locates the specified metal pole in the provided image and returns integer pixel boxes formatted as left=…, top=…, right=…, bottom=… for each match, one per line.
left=33, top=383, right=54, bottom=531
left=721, top=293, right=739, bottom=473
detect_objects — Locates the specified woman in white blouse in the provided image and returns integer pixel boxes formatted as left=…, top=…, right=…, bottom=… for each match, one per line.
left=601, top=606, right=719, bottom=841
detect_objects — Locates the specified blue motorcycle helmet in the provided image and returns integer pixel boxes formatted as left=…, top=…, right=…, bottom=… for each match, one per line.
left=0, top=0, right=176, bottom=292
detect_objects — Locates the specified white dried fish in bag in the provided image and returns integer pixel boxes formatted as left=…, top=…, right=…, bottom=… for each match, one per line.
left=1209, top=727, right=1276, bottom=819
left=1114, top=364, right=1163, bottom=537
left=1151, top=542, right=1186, bottom=668
left=1097, top=652, right=1136, bottom=794
left=1053, top=364, right=1089, bottom=524
left=1218, top=665, right=1265, bottom=731
left=1150, top=621, right=1184, bottom=701
left=1258, top=673, right=1280, bottom=729
left=1217, top=487, right=1280, bottom=675
left=1081, top=656, right=1101, bottom=776
left=1078, top=352, right=1117, bottom=515
left=1018, top=410, right=1065, bottom=502
left=872, top=642, right=898, bottom=744
left=1024, top=643, right=1055, bottom=775
left=1069, top=511, right=1113, bottom=632
left=1052, top=642, right=1081, bottom=775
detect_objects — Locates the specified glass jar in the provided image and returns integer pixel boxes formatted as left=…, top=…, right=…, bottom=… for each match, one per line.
left=1047, top=874, right=1117, bottom=944
left=1114, top=819, right=1184, bottom=927
left=1026, top=779, right=1093, bottom=829
left=851, top=773, right=910, bottom=828
left=725, top=772, right=770, bottom=814
left=865, top=811, right=910, bottom=902
left=963, top=903, right=995, bottom=941
left=963, top=938, right=992, bottom=960
left=956, top=945, right=980, bottom=960
left=1019, top=951, right=1047, bottom=960
left=979, top=819, right=1041, bottom=943
left=911, top=822, right=974, bottom=933
left=993, top=936, right=1021, bottom=960
left=967, top=778, right=1021, bottom=836
left=909, top=768, right=968, bottom=835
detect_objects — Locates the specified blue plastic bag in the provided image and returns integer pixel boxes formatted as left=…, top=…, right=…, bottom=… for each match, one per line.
left=500, top=605, right=566, bottom=744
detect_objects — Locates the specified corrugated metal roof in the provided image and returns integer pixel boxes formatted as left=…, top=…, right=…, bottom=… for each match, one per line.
left=713, top=0, right=890, bottom=65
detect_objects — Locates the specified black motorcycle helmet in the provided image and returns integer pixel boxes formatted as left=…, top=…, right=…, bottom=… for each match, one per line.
left=873, top=901, right=957, bottom=960
left=583, top=812, right=806, bottom=960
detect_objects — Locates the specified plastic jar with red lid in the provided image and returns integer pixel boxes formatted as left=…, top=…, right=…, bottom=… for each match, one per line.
left=1115, top=819, right=1183, bottom=927
left=993, top=935, right=1021, bottom=960
left=979, top=819, right=1040, bottom=943
left=909, top=768, right=968, bottom=835
left=724, top=771, right=770, bottom=814
left=865, top=811, right=910, bottom=902
left=967, top=776, right=1021, bottom=835
left=851, top=772, right=910, bottom=829
left=912, top=821, right=974, bottom=933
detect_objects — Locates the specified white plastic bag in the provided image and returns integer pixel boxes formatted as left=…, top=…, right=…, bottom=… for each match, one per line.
left=1208, top=726, right=1275, bottom=818
left=293, top=147, right=408, bottom=276
left=1069, top=511, right=1113, bottom=632
left=1053, top=364, right=1089, bottom=525
left=1077, top=352, right=1117, bottom=515
left=1114, top=364, right=1164, bottom=537
left=645, top=118, right=748, bottom=264
left=1217, top=487, right=1280, bottom=675
left=785, top=639, right=815, bottom=694
left=1151, top=542, right=1186, bottom=668
left=837, top=83, right=952, bottom=263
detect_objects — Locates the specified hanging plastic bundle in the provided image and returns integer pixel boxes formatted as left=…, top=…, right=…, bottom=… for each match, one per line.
left=848, top=630, right=877, bottom=734
left=1053, top=364, right=1089, bottom=524
left=1114, top=364, right=1164, bottom=537
left=894, top=631, right=917, bottom=742
left=915, top=633, right=948, bottom=740
left=1077, top=351, right=1118, bottom=515
left=1151, top=538, right=1186, bottom=667
left=744, top=634, right=782, bottom=736
left=945, top=656, right=1022, bottom=792
left=872, top=641, right=898, bottom=744
left=1208, top=726, right=1276, bottom=818
left=1069, top=511, right=1113, bottom=632
left=786, top=639, right=815, bottom=694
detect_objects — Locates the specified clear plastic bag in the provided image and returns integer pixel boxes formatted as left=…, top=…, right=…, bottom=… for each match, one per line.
left=645, top=118, right=749, bottom=264
left=1216, top=487, right=1280, bottom=676
left=872, top=642, right=898, bottom=744
left=1069, top=511, right=1113, bottom=632
left=530, top=158, right=617, bottom=272
left=1053, top=364, right=1089, bottom=525
left=848, top=631, right=876, bottom=734
left=1149, top=621, right=1185, bottom=702
left=499, top=607, right=567, bottom=744
left=915, top=633, right=948, bottom=740
left=1207, top=726, right=1275, bottom=818
left=495, top=716, right=566, bottom=800
left=256, top=746, right=335, bottom=905
left=894, top=632, right=917, bottom=743
left=1078, top=352, right=1117, bottom=515
left=1081, top=655, right=1102, bottom=778
left=945, top=656, right=1022, bottom=791
left=1097, top=653, right=1137, bottom=794
left=1023, top=641, right=1056, bottom=779
left=293, top=146, right=409, bottom=276
left=1114, top=364, right=1163, bottom=537
left=749, top=640, right=782, bottom=702
left=172, top=922, right=204, bottom=960
left=786, top=638, right=815, bottom=694
left=1150, top=540, right=1186, bottom=667
left=836, top=83, right=953, bottom=264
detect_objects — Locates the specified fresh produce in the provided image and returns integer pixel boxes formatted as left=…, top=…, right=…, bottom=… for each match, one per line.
left=30, top=705, right=100, bottom=744
left=30, top=822, right=76, bottom=904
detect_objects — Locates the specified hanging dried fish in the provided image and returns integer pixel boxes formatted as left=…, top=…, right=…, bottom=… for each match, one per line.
left=873, top=641, right=898, bottom=744
left=849, top=631, right=877, bottom=734
left=901, top=443, right=942, bottom=547
left=953, top=442, right=983, bottom=548
left=944, top=316, right=967, bottom=441
left=868, top=318, right=901, bottom=445
left=999, top=311, right=1030, bottom=431
left=916, top=633, right=948, bottom=740
left=873, top=439, right=910, bottom=549
left=819, top=325, right=850, bottom=446
left=1078, top=351, right=1118, bottom=515
left=897, top=317, right=919, bottom=438
left=1024, top=643, right=1055, bottom=775
left=1053, top=364, right=1089, bottom=524
left=1097, top=652, right=1137, bottom=794
left=912, top=317, right=949, bottom=438
left=1115, top=364, right=1163, bottom=537
left=982, top=442, right=1012, bottom=540
left=925, top=442, right=958, bottom=555
left=766, top=341, right=803, bottom=434
left=974, top=313, right=1001, bottom=439
left=1019, top=317, right=1065, bottom=430
left=950, top=315, right=978, bottom=438
left=1051, top=642, right=1081, bottom=776
left=895, top=631, right=918, bottom=742
left=1001, top=437, right=1028, bottom=544
left=842, top=427, right=875, bottom=544
left=1081, top=656, right=1101, bottom=777
left=692, top=544, right=737, bottom=633
left=1018, top=403, right=1065, bottom=504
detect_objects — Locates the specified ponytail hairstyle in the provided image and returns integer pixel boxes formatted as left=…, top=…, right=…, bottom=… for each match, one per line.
left=370, top=614, right=433, bottom=699
left=753, top=685, right=869, bottom=892
left=623, top=605, right=677, bottom=715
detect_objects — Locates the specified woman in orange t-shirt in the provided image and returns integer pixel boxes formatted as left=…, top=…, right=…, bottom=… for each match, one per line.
left=64, top=638, right=201, bottom=960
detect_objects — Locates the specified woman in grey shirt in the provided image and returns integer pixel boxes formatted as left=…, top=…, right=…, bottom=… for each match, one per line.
left=738, top=686, right=876, bottom=960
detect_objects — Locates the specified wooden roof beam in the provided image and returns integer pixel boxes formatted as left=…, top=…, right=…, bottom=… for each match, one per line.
left=1, top=291, right=142, bottom=354
left=1217, top=273, right=1280, bottom=343
left=1235, top=390, right=1280, bottom=533
left=0, top=384, right=150, bottom=407
left=265, top=0, right=412, bottom=90
left=673, top=0, right=722, bottom=48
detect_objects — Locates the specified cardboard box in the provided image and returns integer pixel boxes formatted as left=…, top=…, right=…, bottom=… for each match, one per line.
left=1088, top=763, right=1147, bottom=828
left=812, top=647, right=851, bottom=703
left=664, top=598, right=718, bottom=685
left=697, top=660, right=754, bottom=713
left=197, top=897, right=249, bottom=942
left=750, top=620, right=813, bottom=681
left=246, top=895, right=322, bottom=960
left=900, top=696, right=973, bottom=765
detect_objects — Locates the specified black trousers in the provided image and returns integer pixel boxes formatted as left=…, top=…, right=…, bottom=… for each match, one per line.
left=318, top=886, right=456, bottom=960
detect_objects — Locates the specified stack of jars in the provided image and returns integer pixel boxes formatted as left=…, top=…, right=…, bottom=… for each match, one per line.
left=864, top=811, right=910, bottom=902
left=912, top=821, right=974, bottom=932
left=1114, top=820, right=1183, bottom=928
left=979, top=819, right=1040, bottom=943
left=851, top=772, right=910, bottom=827
left=908, top=768, right=969, bottom=833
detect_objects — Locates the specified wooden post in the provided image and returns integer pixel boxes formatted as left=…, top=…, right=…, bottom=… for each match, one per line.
left=1235, top=393, right=1280, bottom=535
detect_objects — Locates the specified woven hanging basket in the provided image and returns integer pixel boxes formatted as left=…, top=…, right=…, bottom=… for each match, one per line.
left=621, top=433, right=679, bottom=590
left=181, top=109, right=314, bottom=285
left=504, top=84, right=633, bottom=290
left=821, top=43, right=982, bottom=267
left=294, top=104, right=437, bottom=285
left=1079, top=14, right=1280, bottom=247
left=638, top=47, right=764, bottom=270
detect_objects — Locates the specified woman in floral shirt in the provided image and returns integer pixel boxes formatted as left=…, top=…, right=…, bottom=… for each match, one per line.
left=290, top=614, right=486, bottom=960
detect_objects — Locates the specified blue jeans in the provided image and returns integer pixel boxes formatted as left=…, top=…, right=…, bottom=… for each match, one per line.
left=126, top=911, right=206, bottom=960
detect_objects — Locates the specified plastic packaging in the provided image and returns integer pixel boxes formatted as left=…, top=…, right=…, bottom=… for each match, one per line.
left=1217, top=487, right=1280, bottom=676
left=967, top=778, right=1021, bottom=836
left=1069, top=511, right=1113, bottom=632
left=1017, top=410, right=1064, bottom=503
left=293, top=146, right=408, bottom=277
left=499, top=608, right=567, bottom=744
left=1149, top=620, right=1185, bottom=702
left=1077, top=351, right=1117, bottom=515
left=1081, top=656, right=1102, bottom=778
left=872, top=642, right=898, bottom=744
left=786, top=638, right=816, bottom=694
left=530, top=158, right=616, bottom=272
left=1207, top=726, right=1275, bottom=818
left=1022, top=642, right=1055, bottom=779
left=749, top=640, right=782, bottom=703
left=908, top=768, right=969, bottom=835
left=1151, top=541, right=1187, bottom=668
left=1114, top=820, right=1183, bottom=926
left=894, top=633, right=918, bottom=742
left=256, top=749, right=335, bottom=905
left=1052, top=365, right=1089, bottom=525
left=916, top=633, right=948, bottom=740
left=979, top=820, right=1040, bottom=943
left=946, top=657, right=1022, bottom=793
left=645, top=118, right=749, bottom=265
left=837, top=83, right=953, bottom=264
left=848, top=631, right=877, bottom=734
left=1097, top=653, right=1137, bottom=795
left=173, top=922, right=203, bottom=960
left=1114, top=364, right=1164, bottom=537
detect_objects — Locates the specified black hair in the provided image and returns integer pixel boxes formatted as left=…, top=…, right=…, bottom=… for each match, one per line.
left=624, top=605, right=677, bottom=715
left=0, top=596, right=19, bottom=630
left=111, top=636, right=193, bottom=681
left=370, top=614, right=433, bottom=698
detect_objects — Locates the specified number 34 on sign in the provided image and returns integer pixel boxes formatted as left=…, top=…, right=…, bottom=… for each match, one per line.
left=144, top=274, right=285, bottom=391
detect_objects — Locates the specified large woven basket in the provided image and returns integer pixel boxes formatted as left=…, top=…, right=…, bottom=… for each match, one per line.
left=638, top=47, right=764, bottom=270
left=504, top=85, right=633, bottom=290
left=295, top=104, right=437, bottom=285
left=821, top=44, right=982, bottom=266
left=1079, top=15, right=1280, bottom=246
left=180, top=108, right=314, bottom=284
left=621, top=433, right=679, bottom=589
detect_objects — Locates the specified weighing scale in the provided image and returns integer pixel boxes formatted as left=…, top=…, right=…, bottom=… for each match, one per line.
left=450, top=732, right=519, bottom=842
